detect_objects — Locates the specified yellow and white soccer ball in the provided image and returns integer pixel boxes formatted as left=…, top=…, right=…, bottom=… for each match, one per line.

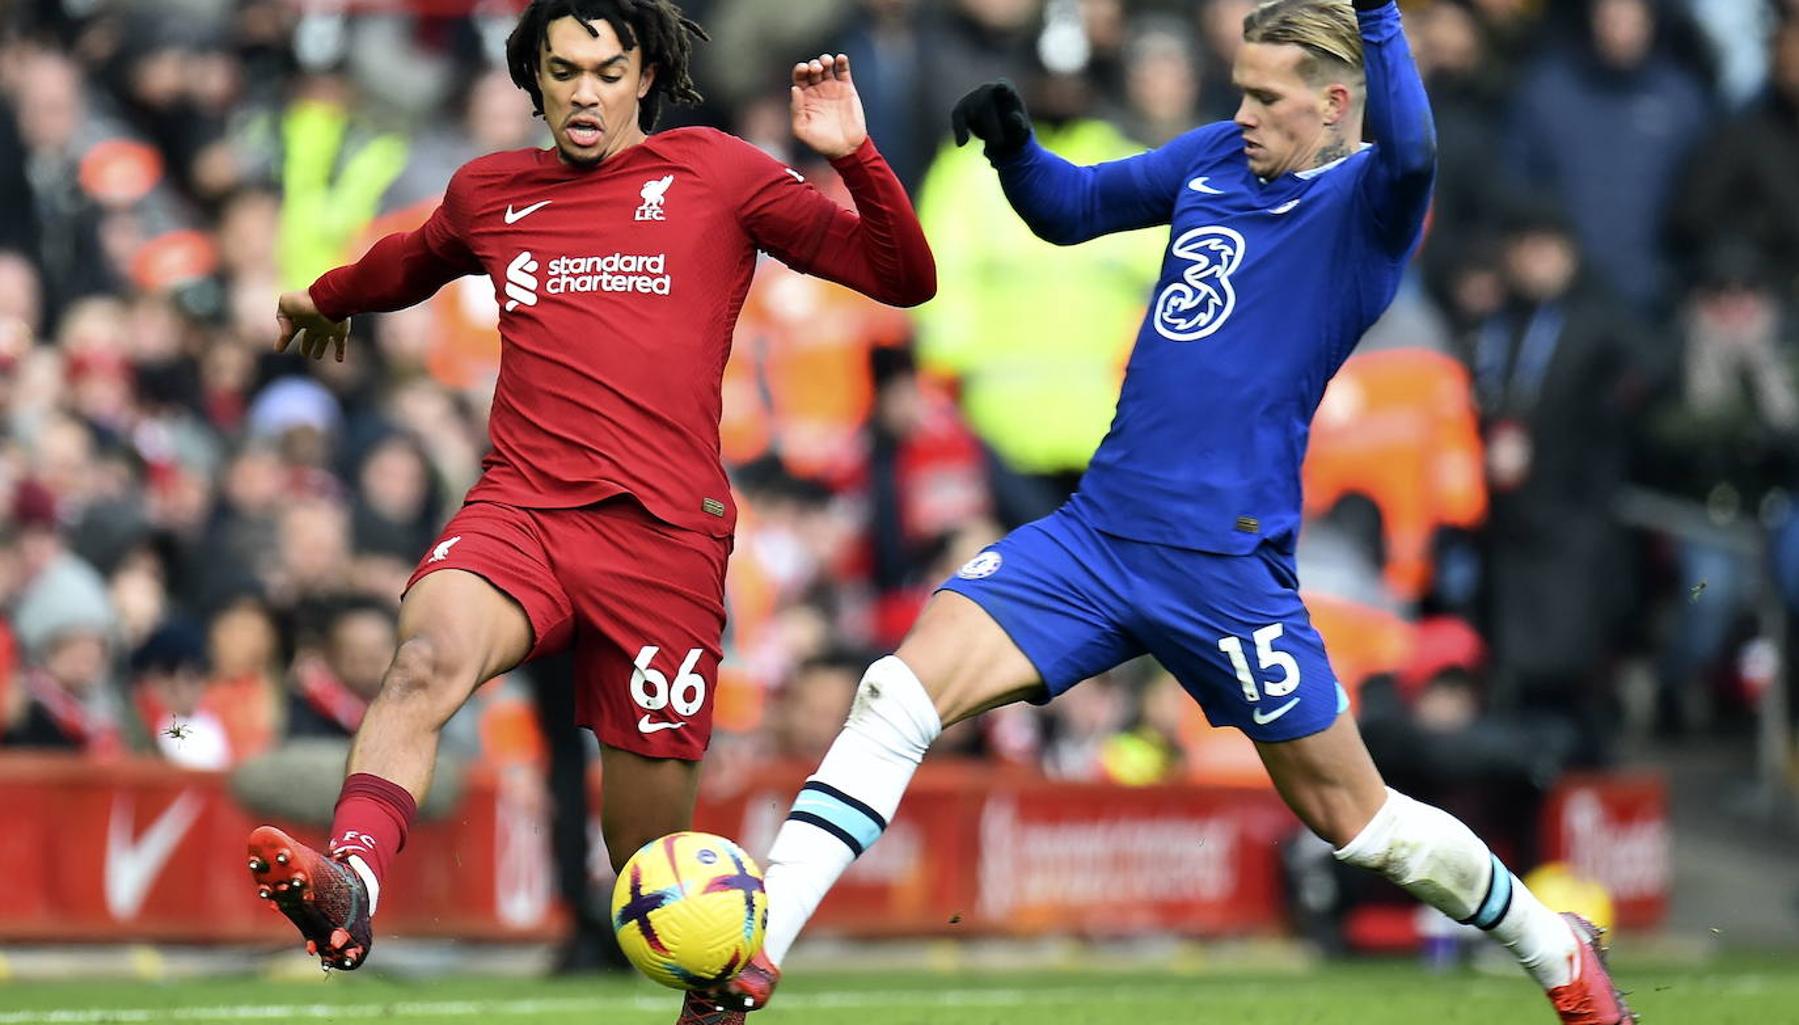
left=610, top=831, right=768, bottom=990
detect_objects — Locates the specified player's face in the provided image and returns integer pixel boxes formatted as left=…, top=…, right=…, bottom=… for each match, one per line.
left=1231, top=42, right=1333, bottom=179
left=538, top=16, right=657, bottom=166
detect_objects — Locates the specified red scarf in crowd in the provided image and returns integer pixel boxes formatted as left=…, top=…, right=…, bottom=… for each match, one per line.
left=23, top=668, right=122, bottom=756
left=293, top=657, right=368, bottom=733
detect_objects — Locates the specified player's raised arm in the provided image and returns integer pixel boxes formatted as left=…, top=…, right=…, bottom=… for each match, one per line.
left=276, top=187, right=481, bottom=361
left=1353, top=0, right=1436, bottom=251
left=952, top=80, right=1187, bottom=246
left=740, top=53, right=935, bottom=308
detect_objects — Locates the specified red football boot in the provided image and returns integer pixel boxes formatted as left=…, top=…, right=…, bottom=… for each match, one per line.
left=247, top=825, right=374, bottom=970
left=675, top=993, right=746, bottom=1025
left=1546, top=913, right=1637, bottom=1025
left=699, top=950, right=781, bottom=1013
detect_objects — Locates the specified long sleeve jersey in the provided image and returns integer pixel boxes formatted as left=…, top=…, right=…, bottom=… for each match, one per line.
left=311, top=128, right=935, bottom=537
left=990, top=1, right=1434, bottom=554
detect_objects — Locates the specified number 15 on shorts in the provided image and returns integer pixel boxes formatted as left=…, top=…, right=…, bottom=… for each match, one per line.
left=1218, top=624, right=1300, bottom=702
left=631, top=645, right=708, bottom=731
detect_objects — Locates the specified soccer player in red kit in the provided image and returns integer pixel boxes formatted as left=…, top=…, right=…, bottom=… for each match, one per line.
left=242, top=0, right=933, bottom=1014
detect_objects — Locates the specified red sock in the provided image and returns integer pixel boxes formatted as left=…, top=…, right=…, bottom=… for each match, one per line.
left=328, top=773, right=418, bottom=891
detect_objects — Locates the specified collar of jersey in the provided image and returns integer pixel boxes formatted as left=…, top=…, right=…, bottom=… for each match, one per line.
left=1291, top=141, right=1373, bottom=180
left=534, top=135, right=658, bottom=175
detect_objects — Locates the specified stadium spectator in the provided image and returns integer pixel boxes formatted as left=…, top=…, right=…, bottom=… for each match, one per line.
left=1119, top=15, right=1203, bottom=147
left=1670, top=15, right=1799, bottom=306
left=1193, top=0, right=1256, bottom=123
left=767, top=653, right=861, bottom=764
left=1409, top=1, right=1509, bottom=292
left=1643, top=239, right=1799, bottom=733
left=4, top=480, right=121, bottom=753
left=1465, top=202, right=1660, bottom=756
left=130, top=618, right=231, bottom=769
left=827, top=0, right=934, bottom=192
left=276, top=72, right=409, bottom=290
left=863, top=343, right=996, bottom=641
left=202, top=594, right=285, bottom=762
left=913, top=63, right=1160, bottom=515
left=0, top=47, right=119, bottom=325
left=1507, top=0, right=1710, bottom=314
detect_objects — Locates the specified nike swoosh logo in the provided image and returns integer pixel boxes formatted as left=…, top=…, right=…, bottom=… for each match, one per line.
left=504, top=200, right=551, bottom=224
left=637, top=715, right=687, bottom=734
left=1188, top=176, right=1224, bottom=195
left=1269, top=199, right=1301, bottom=215
left=1251, top=697, right=1301, bottom=726
left=105, top=790, right=204, bottom=920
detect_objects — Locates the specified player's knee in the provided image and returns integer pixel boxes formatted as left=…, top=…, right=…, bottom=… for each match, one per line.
left=379, top=635, right=477, bottom=719
left=1286, top=781, right=1385, bottom=849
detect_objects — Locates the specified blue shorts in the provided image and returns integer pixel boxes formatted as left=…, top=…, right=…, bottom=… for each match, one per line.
left=938, top=501, right=1348, bottom=743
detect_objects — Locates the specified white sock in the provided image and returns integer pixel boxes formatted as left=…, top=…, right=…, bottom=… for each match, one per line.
left=1334, top=788, right=1580, bottom=989
left=760, top=655, right=941, bottom=966
left=346, top=854, right=381, bottom=917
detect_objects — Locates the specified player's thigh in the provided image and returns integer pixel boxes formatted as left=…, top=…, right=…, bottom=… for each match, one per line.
left=1135, top=541, right=1346, bottom=742
left=895, top=591, right=1042, bottom=726
left=916, top=511, right=1143, bottom=727
left=597, top=744, right=701, bottom=874
left=396, top=570, right=537, bottom=687
left=1254, top=715, right=1388, bottom=848
left=397, top=502, right=575, bottom=692
left=558, top=502, right=729, bottom=762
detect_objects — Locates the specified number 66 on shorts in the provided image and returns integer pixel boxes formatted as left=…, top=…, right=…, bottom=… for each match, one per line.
left=632, top=645, right=708, bottom=721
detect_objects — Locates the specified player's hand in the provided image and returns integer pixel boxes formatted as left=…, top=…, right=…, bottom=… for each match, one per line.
left=275, top=290, right=350, bottom=363
left=790, top=52, right=867, bottom=160
left=951, top=80, right=1032, bottom=164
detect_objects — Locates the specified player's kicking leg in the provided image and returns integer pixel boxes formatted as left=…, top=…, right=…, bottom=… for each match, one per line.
left=248, top=568, right=536, bottom=969
left=702, top=591, right=1043, bottom=1011
left=1258, top=717, right=1636, bottom=1025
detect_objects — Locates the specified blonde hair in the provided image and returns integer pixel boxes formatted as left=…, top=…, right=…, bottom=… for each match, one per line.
left=1243, top=0, right=1364, bottom=87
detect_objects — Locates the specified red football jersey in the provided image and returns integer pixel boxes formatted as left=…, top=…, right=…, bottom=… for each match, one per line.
left=311, top=128, right=934, bottom=537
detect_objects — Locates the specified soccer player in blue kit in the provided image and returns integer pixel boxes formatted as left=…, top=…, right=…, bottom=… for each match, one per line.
left=701, top=2, right=1633, bottom=1023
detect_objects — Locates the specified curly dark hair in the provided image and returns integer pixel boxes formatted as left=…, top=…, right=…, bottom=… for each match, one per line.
left=505, top=0, right=708, bottom=133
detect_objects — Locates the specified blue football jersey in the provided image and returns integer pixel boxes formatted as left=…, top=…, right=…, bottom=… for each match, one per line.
left=991, top=2, right=1435, bottom=555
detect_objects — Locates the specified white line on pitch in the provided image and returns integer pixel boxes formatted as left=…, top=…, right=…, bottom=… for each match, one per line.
left=0, top=986, right=1160, bottom=1024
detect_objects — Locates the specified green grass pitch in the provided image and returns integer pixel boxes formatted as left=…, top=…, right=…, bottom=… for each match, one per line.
left=2, top=958, right=1795, bottom=1024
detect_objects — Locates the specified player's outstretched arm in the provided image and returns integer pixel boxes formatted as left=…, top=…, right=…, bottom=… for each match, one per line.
left=1354, top=0, right=1436, bottom=251
left=954, top=80, right=1184, bottom=246
left=276, top=290, right=350, bottom=363
left=740, top=53, right=935, bottom=307
left=290, top=187, right=483, bottom=360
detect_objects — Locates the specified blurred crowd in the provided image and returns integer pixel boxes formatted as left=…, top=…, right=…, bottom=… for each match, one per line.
left=4, top=0, right=1799, bottom=841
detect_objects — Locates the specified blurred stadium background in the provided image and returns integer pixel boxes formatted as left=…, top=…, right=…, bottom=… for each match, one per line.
left=2, top=0, right=1799, bottom=1016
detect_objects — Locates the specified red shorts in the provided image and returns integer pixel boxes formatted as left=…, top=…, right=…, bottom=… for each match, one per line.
left=406, top=499, right=730, bottom=760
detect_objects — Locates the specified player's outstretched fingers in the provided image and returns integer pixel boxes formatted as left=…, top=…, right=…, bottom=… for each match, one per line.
left=333, top=325, right=348, bottom=363
left=831, top=53, right=851, bottom=81
left=276, top=315, right=296, bottom=353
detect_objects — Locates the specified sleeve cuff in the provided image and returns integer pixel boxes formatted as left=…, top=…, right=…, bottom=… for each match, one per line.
left=308, top=279, right=348, bottom=323
left=989, top=137, right=1043, bottom=171
left=827, top=137, right=881, bottom=173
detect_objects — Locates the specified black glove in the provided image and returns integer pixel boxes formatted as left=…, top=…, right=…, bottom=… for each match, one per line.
left=1351, top=0, right=1392, bottom=10
left=950, top=80, right=1032, bottom=164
